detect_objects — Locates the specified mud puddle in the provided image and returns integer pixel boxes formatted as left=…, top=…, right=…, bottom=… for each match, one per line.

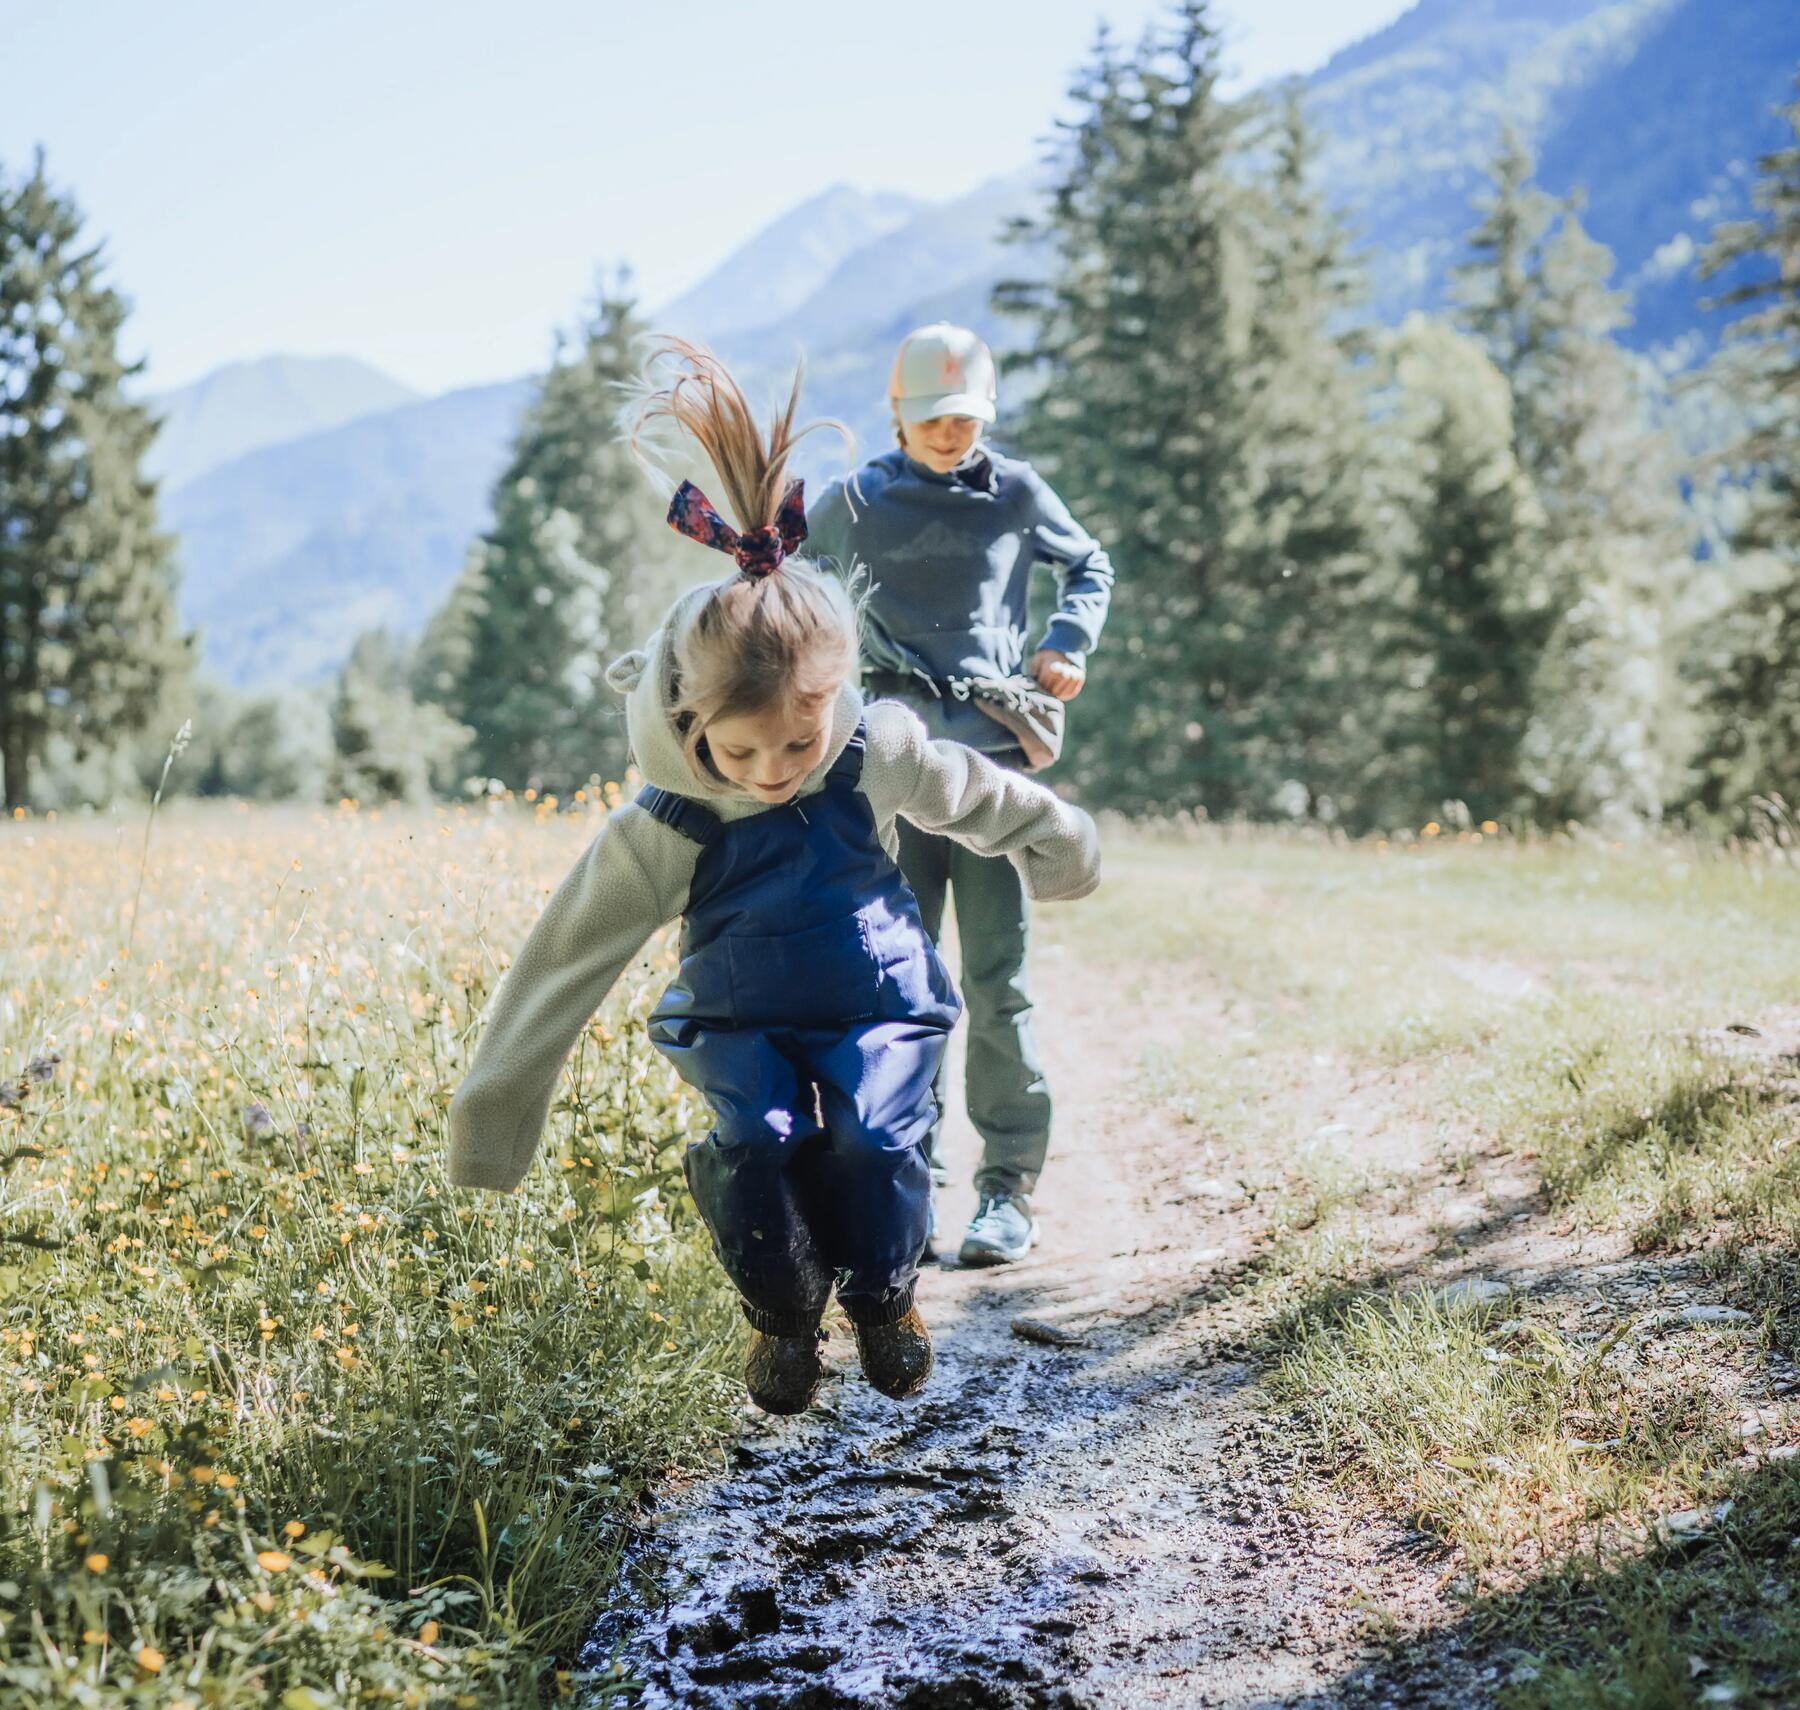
left=591, top=1269, right=1351, bottom=1708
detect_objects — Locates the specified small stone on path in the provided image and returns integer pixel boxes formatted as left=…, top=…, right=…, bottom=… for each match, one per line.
left=1678, top=1304, right=1752, bottom=1326
left=1437, top=1278, right=1512, bottom=1309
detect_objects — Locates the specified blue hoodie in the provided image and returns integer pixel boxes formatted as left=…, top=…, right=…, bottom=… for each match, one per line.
left=806, top=447, right=1115, bottom=755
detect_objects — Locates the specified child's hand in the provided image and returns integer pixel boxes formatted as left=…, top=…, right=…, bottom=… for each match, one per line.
left=1030, top=650, right=1086, bottom=701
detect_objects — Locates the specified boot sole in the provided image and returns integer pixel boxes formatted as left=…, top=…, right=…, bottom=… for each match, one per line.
left=747, top=1384, right=821, bottom=1416
left=853, top=1315, right=935, bottom=1399
left=867, top=1358, right=932, bottom=1400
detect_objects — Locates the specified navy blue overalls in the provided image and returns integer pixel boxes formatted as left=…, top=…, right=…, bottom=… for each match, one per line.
left=639, top=721, right=962, bottom=1334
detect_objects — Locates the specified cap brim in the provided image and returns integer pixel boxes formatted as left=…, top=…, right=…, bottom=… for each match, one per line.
left=895, top=391, right=997, bottom=425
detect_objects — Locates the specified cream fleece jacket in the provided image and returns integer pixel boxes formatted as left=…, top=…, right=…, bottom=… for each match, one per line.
left=447, top=589, right=1101, bottom=1193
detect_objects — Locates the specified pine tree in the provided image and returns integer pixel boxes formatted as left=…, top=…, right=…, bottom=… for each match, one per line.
left=997, top=8, right=1244, bottom=813
left=998, top=6, right=1382, bottom=818
left=1373, top=315, right=1547, bottom=823
left=330, top=629, right=469, bottom=805
left=1230, top=87, right=1388, bottom=823
left=1687, top=79, right=1800, bottom=815
left=1456, top=134, right=1684, bottom=828
left=1453, top=128, right=1563, bottom=472
left=418, top=276, right=671, bottom=794
left=221, top=690, right=332, bottom=802
left=0, top=151, right=190, bottom=808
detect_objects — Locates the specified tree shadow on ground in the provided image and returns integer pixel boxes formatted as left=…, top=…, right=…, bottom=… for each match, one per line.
left=1255, top=1455, right=1800, bottom=1710
left=999, top=1155, right=1799, bottom=1706
left=1543, top=1069, right=1795, bottom=1208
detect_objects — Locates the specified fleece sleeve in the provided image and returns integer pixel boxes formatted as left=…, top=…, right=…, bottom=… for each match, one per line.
left=862, top=700, right=1101, bottom=902
left=1025, top=468, right=1115, bottom=670
left=446, top=804, right=694, bottom=1192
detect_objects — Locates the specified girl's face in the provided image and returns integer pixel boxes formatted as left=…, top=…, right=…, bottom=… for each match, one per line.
left=900, top=413, right=983, bottom=475
left=705, top=694, right=837, bottom=803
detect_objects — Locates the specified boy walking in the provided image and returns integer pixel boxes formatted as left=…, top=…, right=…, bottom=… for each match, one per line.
left=807, top=323, right=1114, bottom=1265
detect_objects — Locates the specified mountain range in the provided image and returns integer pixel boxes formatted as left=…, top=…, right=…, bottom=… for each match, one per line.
left=147, top=354, right=419, bottom=493
left=151, top=0, right=1798, bottom=688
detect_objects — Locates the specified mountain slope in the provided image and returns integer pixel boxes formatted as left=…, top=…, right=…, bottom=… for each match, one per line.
left=165, top=378, right=531, bottom=686
left=1533, top=0, right=1800, bottom=347
left=156, top=0, right=1799, bottom=687
left=715, top=172, right=1043, bottom=476
left=147, top=354, right=419, bottom=491
left=656, top=184, right=923, bottom=342
left=1306, top=0, right=1796, bottom=339
left=1304, top=0, right=1674, bottom=323
left=727, top=172, right=1038, bottom=360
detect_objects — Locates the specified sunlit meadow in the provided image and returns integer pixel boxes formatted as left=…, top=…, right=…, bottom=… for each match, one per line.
left=8, top=798, right=1800, bottom=1706
left=1, top=791, right=743, bottom=1707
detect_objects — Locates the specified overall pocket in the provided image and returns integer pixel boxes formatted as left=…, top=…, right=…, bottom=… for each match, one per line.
left=725, top=914, right=882, bottom=1029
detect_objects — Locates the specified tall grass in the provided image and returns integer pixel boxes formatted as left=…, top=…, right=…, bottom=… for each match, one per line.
left=1, top=801, right=742, bottom=1706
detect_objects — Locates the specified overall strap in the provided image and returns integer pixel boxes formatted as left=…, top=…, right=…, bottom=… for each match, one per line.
left=635, top=784, right=722, bottom=846
left=825, top=718, right=868, bottom=790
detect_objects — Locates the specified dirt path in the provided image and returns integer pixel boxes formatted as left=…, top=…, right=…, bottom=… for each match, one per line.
left=582, top=950, right=1494, bottom=1710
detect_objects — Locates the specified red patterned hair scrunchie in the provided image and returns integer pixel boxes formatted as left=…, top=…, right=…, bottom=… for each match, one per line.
left=666, top=478, right=807, bottom=579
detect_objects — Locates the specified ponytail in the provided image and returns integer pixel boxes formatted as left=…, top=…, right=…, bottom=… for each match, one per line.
left=622, top=339, right=862, bottom=789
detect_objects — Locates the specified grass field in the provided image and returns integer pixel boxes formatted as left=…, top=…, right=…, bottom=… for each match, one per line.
left=5, top=804, right=1799, bottom=1705
left=2, top=799, right=744, bottom=1707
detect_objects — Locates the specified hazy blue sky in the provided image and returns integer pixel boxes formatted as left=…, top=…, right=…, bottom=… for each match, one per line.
left=4, top=1, right=1410, bottom=395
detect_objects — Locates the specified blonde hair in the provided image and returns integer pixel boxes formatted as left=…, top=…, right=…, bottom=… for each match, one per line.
left=625, top=338, right=860, bottom=788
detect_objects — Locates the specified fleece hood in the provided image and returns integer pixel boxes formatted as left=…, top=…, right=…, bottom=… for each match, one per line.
left=604, top=585, right=866, bottom=822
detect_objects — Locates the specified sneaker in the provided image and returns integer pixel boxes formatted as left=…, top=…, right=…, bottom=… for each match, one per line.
left=851, top=1306, right=934, bottom=1399
left=958, top=1193, right=1039, bottom=1267
left=743, top=1327, right=826, bottom=1415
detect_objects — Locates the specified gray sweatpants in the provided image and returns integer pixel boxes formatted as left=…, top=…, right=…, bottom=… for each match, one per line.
left=896, top=816, right=1052, bottom=1199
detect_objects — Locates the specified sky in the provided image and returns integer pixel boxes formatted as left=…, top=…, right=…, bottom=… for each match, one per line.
left=3, top=0, right=1412, bottom=397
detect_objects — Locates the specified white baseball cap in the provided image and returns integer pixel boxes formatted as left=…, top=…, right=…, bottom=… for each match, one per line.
left=888, top=322, right=998, bottom=424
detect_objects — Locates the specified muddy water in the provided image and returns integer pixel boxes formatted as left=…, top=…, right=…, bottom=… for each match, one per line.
left=587, top=963, right=1430, bottom=1708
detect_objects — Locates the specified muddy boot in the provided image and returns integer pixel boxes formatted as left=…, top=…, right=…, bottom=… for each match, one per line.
left=850, top=1306, right=934, bottom=1399
left=743, top=1326, right=827, bottom=1416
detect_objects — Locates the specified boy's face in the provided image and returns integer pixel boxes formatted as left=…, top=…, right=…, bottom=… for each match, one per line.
left=705, top=695, right=836, bottom=803
left=900, top=413, right=982, bottom=474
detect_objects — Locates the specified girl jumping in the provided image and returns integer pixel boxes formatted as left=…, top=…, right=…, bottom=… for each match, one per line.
left=447, top=340, right=1100, bottom=1415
